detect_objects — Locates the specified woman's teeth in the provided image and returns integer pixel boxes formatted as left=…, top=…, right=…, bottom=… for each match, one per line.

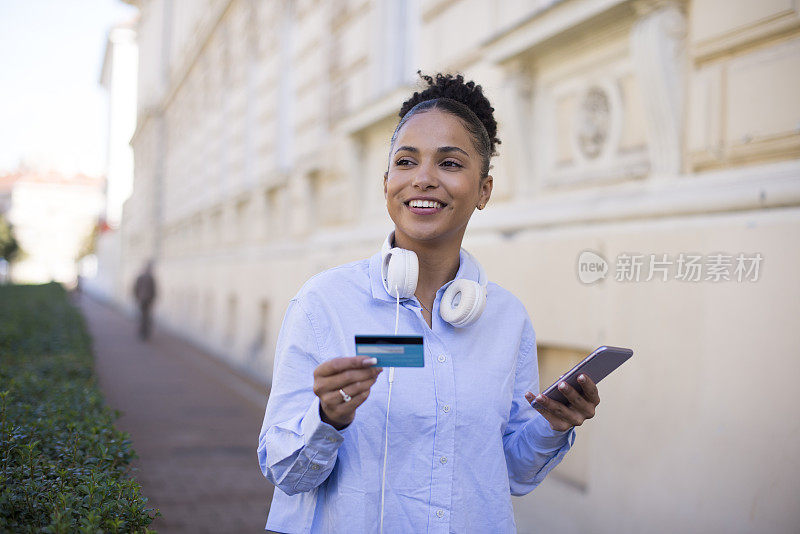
left=408, top=199, right=443, bottom=209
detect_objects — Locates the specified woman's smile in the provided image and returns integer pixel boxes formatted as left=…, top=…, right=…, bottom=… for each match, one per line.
left=405, top=196, right=447, bottom=215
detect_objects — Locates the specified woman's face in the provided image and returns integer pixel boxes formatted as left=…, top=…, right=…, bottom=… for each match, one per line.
left=384, top=109, right=493, bottom=248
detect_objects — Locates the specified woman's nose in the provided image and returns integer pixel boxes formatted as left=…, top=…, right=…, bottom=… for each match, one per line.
left=411, top=163, right=437, bottom=189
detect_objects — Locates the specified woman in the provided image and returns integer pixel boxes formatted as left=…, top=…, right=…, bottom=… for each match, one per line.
left=258, top=73, right=601, bottom=533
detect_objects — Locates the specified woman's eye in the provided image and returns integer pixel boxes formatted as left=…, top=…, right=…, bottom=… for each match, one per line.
left=441, top=160, right=463, bottom=168
left=395, top=158, right=413, bottom=166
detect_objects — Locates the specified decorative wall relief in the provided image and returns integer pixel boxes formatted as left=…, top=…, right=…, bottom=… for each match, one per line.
left=577, top=86, right=612, bottom=160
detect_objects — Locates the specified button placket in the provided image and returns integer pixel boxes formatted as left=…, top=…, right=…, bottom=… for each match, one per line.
left=428, top=336, right=455, bottom=526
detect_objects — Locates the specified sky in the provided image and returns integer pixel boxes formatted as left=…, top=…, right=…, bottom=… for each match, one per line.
left=0, top=0, right=138, bottom=177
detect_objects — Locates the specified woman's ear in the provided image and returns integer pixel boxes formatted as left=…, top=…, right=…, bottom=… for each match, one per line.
left=383, top=172, right=389, bottom=198
left=478, top=175, right=493, bottom=209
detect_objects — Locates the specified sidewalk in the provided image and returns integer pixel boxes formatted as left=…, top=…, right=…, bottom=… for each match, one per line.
left=78, top=295, right=274, bottom=533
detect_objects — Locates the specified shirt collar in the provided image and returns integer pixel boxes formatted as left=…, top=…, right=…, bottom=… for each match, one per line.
left=369, top=243, right=481, bottom=303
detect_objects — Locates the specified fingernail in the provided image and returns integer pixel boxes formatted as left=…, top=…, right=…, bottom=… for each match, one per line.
left=363, top=357, right=378, bottom=366
left=536, top=394, right=545, bottom=402
left=558, top=382, right=567, bottom=390
left=578, top=374, right=586, bottom=382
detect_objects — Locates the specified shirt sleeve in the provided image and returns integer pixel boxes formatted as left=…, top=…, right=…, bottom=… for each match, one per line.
left=502, top=318, right=576, bottom=496
left=257, top=298, right=348, bottom=496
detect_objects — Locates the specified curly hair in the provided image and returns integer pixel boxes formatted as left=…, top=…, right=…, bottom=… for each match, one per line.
left=390, top=72, right=501, bottom=178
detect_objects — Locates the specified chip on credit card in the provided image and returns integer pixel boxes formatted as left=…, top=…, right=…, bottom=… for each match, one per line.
left=355, top=335, right=424, bottom=367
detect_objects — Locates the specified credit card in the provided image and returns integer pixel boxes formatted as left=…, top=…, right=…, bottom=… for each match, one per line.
left=355, top=335, right=424, bottom=367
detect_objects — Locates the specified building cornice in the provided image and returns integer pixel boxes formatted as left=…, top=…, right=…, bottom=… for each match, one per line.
left=482, top=0, right=630, bottom=64
left=469, top=160, right=800, bottom=236
left=129, top=106, right=160, bottom=147
left=336, top=85, right=413, bottom=136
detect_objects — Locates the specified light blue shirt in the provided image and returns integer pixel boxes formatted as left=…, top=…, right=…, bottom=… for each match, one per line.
left=258, top=247, right=575, bottom=533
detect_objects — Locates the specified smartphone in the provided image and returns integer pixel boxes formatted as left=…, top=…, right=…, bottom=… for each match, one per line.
left=531, top=345, right=633, bottom=407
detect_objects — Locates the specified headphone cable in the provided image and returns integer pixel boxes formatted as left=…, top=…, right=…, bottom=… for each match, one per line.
left=379, top=286, right=399, bottom=534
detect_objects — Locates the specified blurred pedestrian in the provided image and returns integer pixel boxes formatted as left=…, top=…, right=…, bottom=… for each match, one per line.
left=133, top=260, right=157, bottom=340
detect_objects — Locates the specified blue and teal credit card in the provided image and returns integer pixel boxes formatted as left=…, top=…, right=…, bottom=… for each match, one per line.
left=355, top=335, right=424, bottom=367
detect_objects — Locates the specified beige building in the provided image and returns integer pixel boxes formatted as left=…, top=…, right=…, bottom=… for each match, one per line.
left=1, top=169, right=104, bottom=284
left=84, top=20, right=140, bottom=304
left=119, top=0, right=800, bottom=531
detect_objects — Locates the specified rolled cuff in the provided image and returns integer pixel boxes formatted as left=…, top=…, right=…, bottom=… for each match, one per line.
left=527, top=412, right=576, bottom=451
left=279, top=397, right=349, bottom=494
left=300, top=396, right=348, bottom=451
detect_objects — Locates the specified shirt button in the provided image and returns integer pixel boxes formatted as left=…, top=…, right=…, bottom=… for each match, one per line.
left=310, top=464, right=321, bottom=470
left=438, top=354, right=446, bottom=363
left=442, top=404, right=450, bottom=413
left=436, top=509, right=444, bottom=518
left=440, top=456, right=448, bottom=464
left=325, top=436, right=337, bottom=443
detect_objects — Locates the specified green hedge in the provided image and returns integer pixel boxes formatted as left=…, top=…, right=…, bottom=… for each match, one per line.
left=0, top=283, right=157, bottom=533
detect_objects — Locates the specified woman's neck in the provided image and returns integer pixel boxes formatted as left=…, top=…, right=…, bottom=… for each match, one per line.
left=393, top=230, right=462, bottom=301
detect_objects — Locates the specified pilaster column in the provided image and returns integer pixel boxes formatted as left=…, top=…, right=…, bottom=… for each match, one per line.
left=631, top=0, right=688, bottom=177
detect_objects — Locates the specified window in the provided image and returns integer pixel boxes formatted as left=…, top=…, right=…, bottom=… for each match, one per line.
left=248, top=299, right=271, bottom=381
left=537, top=343, right=591, bottom=491
left=375, top=0, right=417, bottom=96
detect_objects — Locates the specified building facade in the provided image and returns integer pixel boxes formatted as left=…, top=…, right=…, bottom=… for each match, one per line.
left=120, top=0, right=800, bottom=531
left=85, top=20, right=140, bottom=303
left=1, top=169, right=104, bottom=284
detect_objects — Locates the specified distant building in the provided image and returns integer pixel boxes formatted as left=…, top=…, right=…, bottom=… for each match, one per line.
left=100, top=21, right=138, bottom=229
left=1, top=169, right=104, bottom=284
left=119, top=1, right=800, bottom=531
left=84, top=19, right=139, bottom=303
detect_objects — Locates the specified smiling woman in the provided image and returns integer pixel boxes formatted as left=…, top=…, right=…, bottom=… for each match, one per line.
left=257, top=72, right=601, bottom=533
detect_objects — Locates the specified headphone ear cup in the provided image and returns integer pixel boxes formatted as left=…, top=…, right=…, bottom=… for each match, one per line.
left=385, top=248, right=418, bottom=298
left=440, top=280, right=486, bottom=327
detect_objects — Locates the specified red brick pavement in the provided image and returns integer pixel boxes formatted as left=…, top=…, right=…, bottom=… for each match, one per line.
left=79, top=295, right=275, bottom=533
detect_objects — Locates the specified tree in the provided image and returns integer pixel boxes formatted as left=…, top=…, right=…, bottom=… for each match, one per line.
left=0, top=213, right=21, bottom=262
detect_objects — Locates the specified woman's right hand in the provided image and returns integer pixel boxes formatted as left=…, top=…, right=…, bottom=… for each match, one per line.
left=313, top=356, right=383, bottom=430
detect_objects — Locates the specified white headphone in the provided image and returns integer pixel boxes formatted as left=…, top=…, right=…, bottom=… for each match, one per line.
left=380, top=232, right=488, bottom=327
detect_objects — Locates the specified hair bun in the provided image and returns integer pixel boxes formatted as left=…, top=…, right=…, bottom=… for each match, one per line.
left=399, top=72, right=500, bottom=156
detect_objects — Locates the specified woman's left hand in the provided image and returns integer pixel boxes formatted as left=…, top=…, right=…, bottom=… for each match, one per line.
left=524, top=374, right=600, bottom=432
